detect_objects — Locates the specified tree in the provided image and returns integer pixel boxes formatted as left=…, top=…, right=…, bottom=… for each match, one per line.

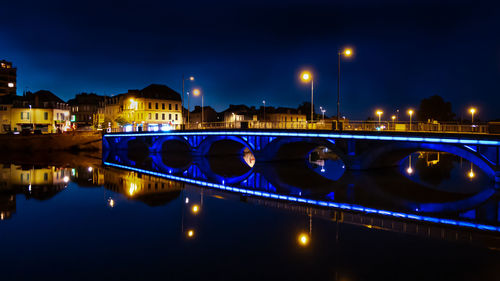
left=417, top=95, right=455, bottom=122
left=297, top=101, right=320, bottom=120
left=115, top=115, right=130, bottom=126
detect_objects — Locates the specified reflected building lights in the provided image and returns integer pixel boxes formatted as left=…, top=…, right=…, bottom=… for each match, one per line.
left=468, top=163, right=475, bottom=179
left=108, top=198, right=115, bottom=208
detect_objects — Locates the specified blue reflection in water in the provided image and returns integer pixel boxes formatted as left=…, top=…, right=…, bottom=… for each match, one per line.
left=103, top=154, right=500, bottom=233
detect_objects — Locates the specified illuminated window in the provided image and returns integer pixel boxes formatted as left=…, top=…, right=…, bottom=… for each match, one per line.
left=162, top=114, right=165, bottom=120
left=175, top=114, right=178, bottom=120
left=155, top=113, right=158, bottom=120
left=20, top=112, right=23, bottom=119
left=148, top=113, right=152, bottom=120
left=44, top=112, right=48, bottom=120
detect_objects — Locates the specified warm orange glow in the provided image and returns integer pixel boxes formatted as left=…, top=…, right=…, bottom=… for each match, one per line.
left=391, top=115, right=396, bottom=120
left=344, top=48, right=353, bottom=56
left=407, top=109, right=414, bottom=116
left=300, top=71, right=312, bottom=82
left=376, top=110, right=383, bottom=116
left=187, top=229, right=195, bottom=238
left=406, top=166, right=413, bottom=175
left=468, top=169, right=475, bottom=179
left=189, top=76, right=195, bottom=81
left=191, top=204, right=200, bottom=214
left=469, top=107, right=476, bottom=114
left=193, top=89, right=201, bottom=96
left=298, top=233, right=310, bottom=246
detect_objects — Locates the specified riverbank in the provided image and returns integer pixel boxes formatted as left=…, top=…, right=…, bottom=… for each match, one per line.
left=0, top=131, right=102, bottom=152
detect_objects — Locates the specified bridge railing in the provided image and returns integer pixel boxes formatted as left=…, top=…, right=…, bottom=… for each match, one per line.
left=105, top=120, right=493, bottom=134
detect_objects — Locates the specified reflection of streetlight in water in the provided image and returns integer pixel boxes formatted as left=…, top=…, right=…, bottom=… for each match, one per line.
left=468, top=162, right=475, bottom=179
left=406, top=154, right=414, bottom=175
left=297, top=211, right=312, bottom=247
left=242, top=147, right=255, bottom=168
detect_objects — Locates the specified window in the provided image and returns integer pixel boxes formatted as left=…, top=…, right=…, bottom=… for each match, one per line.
left=175, top=114, right=178, bottom=120
left=162, top=103, right=165, bottom=110
left=169, top=104, right=172, bottom=110
left=44, top=173, right=48, bottom=181
left=148, top=113, right=152, bottom=120
left=44, top=112, right=48, bottom=120
left=162, top=114, right=165, bottom=120
left=27, top=112, right=30, bottom=120
left=148, top=102, right=152, bottom=109
left=155, top=113, right=158, bottom=120
left=175, top=104, right=178, bottom=110
left=20, top=112, right=23, bottom=119
left=169, top=114, right=172, bottom=120
left=155, top=103, right=158, bottom=109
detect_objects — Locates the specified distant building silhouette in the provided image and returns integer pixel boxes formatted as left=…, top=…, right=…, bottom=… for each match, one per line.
left=0, top=60, right=16, bottom=96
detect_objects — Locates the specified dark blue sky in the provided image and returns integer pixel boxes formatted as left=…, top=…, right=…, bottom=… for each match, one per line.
left=1, top=0, right=499, bottom=120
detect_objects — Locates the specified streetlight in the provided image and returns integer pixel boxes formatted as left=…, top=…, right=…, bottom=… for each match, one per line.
left=193, top=89, right=203, bottom=126
left=469, top=107, right=476, bottom=124
left=407, top=109, right=414, bottom=131
left=262, top=100, right=266, bottom=128
left=320, top=106, right=326, bottom=122
left=376, top=110, right=383, bottom=125
left=391, top=115, right=396, bottom=130
left=182, top=75, right=195, bottom=124
left=337, top=47, right=353, bottom=130
left=300, top=70, right=314, bottom=122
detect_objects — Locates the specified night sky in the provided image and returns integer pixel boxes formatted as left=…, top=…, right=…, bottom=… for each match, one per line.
left=1, top=0, right=499, bottom=120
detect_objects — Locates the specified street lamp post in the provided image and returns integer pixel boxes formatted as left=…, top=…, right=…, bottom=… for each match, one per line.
left=391, top=115, right=396, bottom=130
left=337, top=48, right=353, bottom=130
left=320, top=106, right=326, bottom=122
left=408, top=109, right=414, bottom=131
left=262, top=100, right=266, bottom=128
left=469, top=107, right=476, bottom=124
left=300, top=71, right=314, bottom=123
left=376, top=110, right=383, bottom=125
left=193, top=89, right=203, bottom=126
left=182, top=75, right=194, bottom=124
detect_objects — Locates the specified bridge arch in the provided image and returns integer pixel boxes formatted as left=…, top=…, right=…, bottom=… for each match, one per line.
left=357, top=142, right=497, bottom=179
left=258, top=137, right=348, bottom=163
left=195, top=135, right=255, bottom=157
left=150, top=135, right=191, bottom=153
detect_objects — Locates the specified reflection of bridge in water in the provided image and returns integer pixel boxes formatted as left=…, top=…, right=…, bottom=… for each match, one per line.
left=103, top=147, right=500, bottom=235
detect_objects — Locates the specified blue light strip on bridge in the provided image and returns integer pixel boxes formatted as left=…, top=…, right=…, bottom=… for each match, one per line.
left=104, top=131, right=500, bottom=146
left=104, top=161, right=500, bottom=233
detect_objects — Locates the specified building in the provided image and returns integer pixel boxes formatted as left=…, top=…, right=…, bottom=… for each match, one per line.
left=222, top=104, right=254, bottom=123
left=265, top=107, right=307, bottom=129
left=0, top=60, right=16, bottom=96
left=189, top=106, right=218, bottom=124
left=96, top=84, right=182, bottom=131
left=67, top=93, right=105, bottom=129
left=0, top=90, right=71, bottom=133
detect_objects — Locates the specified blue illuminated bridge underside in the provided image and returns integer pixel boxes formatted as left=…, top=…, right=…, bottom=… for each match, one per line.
left=104, top=161, right=500, bottom=233
left=104, top=130, right=500, bottom=182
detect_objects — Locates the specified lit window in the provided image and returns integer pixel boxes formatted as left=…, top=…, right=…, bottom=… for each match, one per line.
left=175, top=114, right=178, bottom=120
left=44, top=112, right=48, bottom=120
left=155, top=113, right=158, bottom=120
left=148, top=113, right=152, bottom=120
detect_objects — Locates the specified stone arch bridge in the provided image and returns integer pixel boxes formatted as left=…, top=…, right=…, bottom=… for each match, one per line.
left=103, top=130, right=500, bottom=182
